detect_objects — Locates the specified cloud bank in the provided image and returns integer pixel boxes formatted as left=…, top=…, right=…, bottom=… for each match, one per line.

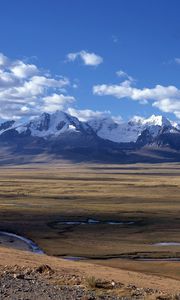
left=67, top=107, right=112, bottom=122
left=1, top=52, right=180, bottom=122
left=93, top=79, right=180, bottom=118
left=0, top=53, right=74, bottom=120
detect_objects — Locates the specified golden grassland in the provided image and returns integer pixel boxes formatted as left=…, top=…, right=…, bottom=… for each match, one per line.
left=0, top=162, right=180, bottom=280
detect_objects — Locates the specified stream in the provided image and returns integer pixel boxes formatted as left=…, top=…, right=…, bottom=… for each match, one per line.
left=1, top=230, right=180, bottom=262
left=0, top=231, right=44, bottom=254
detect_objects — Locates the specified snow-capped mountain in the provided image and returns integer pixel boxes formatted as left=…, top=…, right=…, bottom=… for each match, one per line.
left=0, top=111, right=179, bottom=144
left=0, top=111, right=180, bottom=155
left=0, top=111, right=180, bottom=163
left=1, top=111, right=94, bottom=139
left=87, top=114, right=173, bottom=143
left=0, top=120, right=15, bottom=134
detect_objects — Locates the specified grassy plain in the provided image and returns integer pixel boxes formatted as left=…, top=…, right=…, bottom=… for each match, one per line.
left=0, top=162, right=180, bottom=280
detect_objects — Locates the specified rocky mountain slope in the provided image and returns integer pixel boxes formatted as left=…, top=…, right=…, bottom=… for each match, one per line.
left=88, top=115, right=173, bottom=143
left=0, top=111, right=180, bottom=163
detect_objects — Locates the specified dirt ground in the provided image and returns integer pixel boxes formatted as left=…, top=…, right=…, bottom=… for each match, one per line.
left=0, top=246, right=179, bottom=295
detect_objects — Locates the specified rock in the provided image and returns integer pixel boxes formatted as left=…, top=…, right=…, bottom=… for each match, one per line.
left=35, top=264, right=53, bottom=274
left=156, top=295, right=172, bottom=300
left=13, top=273, right=25, bottom=279
left=0, top=265, right=176, bottom=300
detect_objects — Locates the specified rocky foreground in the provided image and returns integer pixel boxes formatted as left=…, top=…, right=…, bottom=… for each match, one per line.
left=0, top=246, right=179, bottom=299
left=0, top=264, right=179, bottom=300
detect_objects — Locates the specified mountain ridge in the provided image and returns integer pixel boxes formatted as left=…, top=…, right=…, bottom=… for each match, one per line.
left=0, top=110, right=180, bottom=163
left=0, top=111, right=178, bottom=142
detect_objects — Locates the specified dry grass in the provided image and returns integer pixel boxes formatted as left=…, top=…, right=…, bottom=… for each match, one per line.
left=0, top=162, right=180, bottom=280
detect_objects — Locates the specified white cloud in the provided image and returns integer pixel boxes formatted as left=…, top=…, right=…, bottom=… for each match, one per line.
left=93, top=80, right=134, bottom=99
left=67, top=108, right=123, bottom=126
left=67, top=50, right=103, bottom=66
left=21, top=106, right=30, bottom=112
left=0, top=53, right=9, bottom=68
left=0, top=70, right=19, bottom=88
left=43, top=94, right=75, bottom=113
left=94, top=82, right=180, bottom=101
left=10, top=61, right=39, bottom=78
left=112, top=35, right=119, bottom=43
left=0, top=53, right=73, bottom=120
left=175, top=58, right=180, bottom=65
left=93, top=80, right=180, bottom=118
left=116, top=70, right=128, bottom=77
left=153, top=98, right=180, bottom=118
left=116, top=70, right=134, bottom=82
left=67, top=108, right=112, bottom=122
left=31, top=75, right=69, bottom=88
left=67, top=53, right=78, bottom=61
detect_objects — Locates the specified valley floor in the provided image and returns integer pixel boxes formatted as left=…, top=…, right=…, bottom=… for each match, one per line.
left=0, top=162, right=180, bottom=297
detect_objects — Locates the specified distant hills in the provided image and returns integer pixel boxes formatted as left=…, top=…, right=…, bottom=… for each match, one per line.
left=0, top=110, right=180, bottom=163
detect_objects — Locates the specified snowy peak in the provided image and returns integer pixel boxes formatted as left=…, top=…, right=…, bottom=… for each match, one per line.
left=30, top=112, right=50, bottom=131
left=0, top=111, right=180, bottom=162
left=88, top=117, right=138, bottom=143
left=141, top=115, right=171, bottom=127
left=129, top=115, right=171, bottom=127
left=88, top=117, right=119, bottom=133
left=88, top=114, right=174, bottom=143
left=0, top=112, right=179, bottom=145
left=0, top=120, right=15, bottom=133
left=15, top=110, right=93, bottom=138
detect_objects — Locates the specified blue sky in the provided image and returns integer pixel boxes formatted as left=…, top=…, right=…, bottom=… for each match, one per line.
left=0, top=0, right=180, bottom=122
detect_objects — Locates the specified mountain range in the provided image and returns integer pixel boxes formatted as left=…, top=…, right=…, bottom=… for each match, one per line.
left=0, top=110, right=180, bottom=164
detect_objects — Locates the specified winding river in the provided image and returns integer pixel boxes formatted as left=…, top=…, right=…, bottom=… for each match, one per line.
left=1, top=227, right=180, bottom=262
left=0, top=231, right=44, bottom=254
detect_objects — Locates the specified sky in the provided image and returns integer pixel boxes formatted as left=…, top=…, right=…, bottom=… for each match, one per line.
left=0, top=0, right=180, bottom=122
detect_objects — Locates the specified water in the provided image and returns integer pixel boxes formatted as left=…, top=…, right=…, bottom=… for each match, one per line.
left=136, top=258, right=180, bottom=261
left=0, top=231, right=44, bottom=254
left=57, top=218, right=135, bottom=226
left=153, top=242, right=180, bottom=246
left=62, top=256, right=86, bottom=261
